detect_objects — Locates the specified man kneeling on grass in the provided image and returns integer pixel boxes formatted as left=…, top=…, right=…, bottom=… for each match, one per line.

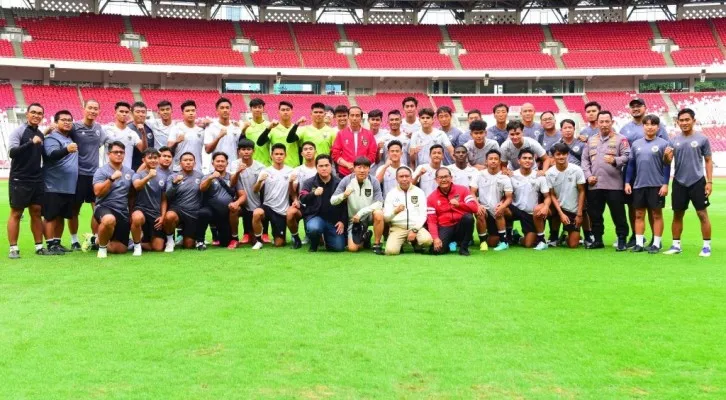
left=384, top=166, right=432, bottom=255
left=130, top=148, right=171, bottom=255
left=331, top=156, right=385, bottom=254
left=93, top=141, right=134, bottom=258
left=163, top=152, right=205, bottom=251
left=545, top=143, right=586, bottom=248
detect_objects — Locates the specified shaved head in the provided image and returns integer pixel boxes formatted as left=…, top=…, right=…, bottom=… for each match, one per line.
left=521, top=103, right=536, bottom=124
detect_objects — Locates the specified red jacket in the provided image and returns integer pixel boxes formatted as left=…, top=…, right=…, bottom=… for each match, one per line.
left=331, top=127, right=377, bottom=176
left=426, top=184, right=479, bottom=240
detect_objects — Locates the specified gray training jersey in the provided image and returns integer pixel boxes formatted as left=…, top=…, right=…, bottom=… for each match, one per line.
left=487, top=125, right=509, bottom=146
left=168, top=124, right=205, bottom=172
left=133, top=168, right=170, bottom=219
left=93, top=163, right=134, bottom=218
left=204, top=172, right=235, bottom=211
left=545, top=164, right=585, bottom=214
left=539, top=131, right=562, bottom=154
left=630, top=137, right=669, bottom=189
left=558, top=138, right=586, bottom=166
left=464, top=139, right=500, bottom=167
left=500, top=137, right=547, bottom=171
left=166, top=170, right=204, bottom=214
left=523, top=122, right=543, bottom=140
left=619, top=121, right=669, bottom=146
left=671, top=132, right=712, bottom=187
left=43, top=131, right=78, bottom=194
left=71, top=121, right=106, bottom=176
left=511, top=169, right=549, bottom=214
left=259, top=165, right=293, bottom=215
left=233, top=160, right=265, bottom=212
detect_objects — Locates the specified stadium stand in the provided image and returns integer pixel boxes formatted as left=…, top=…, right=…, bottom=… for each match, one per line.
left=430, top=96, right=456, bottom=111
left=131, top=17, right=235, bottom=48
left=703, top=126, right=726, bottom=151
left=79, top=87, right=135, bottom=123
left=355, top=51, right=453, bottom=69
left=670, top=47, right=725, bottom=67
left=343, top=24, right=441, bottom=52
left=22, top=85, right=81, bottom=121
left=550, top=22, right=653, bottom=50
left=447, top=24, right=543, bottom=52
left=562, top=95, right=587, bottom=119
left=0, top=83, right=16, bottom=110
left=671, top=92, right=726, bottom=125
left=0, top=40, right=13, bottom=57
left=241, top=22, right=295, bottom=50
left=22, top=40, right=134, bottom=63
left=561, top=50, right=667, bottom=68
left=292, top=23, right=340, bottom=51
left=301, top=51, right=349, bottom=68
left=15, top=13, right=125, bottom=43
left=141, top=46, right=246, bottom=66
left=257, top=94, right=349, bottom=120
left=460, top=96, right=559, bottom=114
left=459, top=53, right=557, bottom=70
left=658, top=19, right=724, bottom=66
left=251, top=50, right=301, bottom=68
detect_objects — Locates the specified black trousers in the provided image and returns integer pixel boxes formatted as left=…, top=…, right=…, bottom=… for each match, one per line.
left=587, top=189, right=628, bottom=241
left=436, top=213, right=474, bottom=253
left=198, top=206, right=231, bottom=246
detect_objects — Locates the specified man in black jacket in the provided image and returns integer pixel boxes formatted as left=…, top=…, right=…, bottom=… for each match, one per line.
left=299, top=154, right=347, bottom=252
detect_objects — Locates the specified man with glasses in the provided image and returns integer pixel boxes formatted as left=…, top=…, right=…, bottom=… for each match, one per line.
left=8, top=103, right=47, bottom=259
left=426, top=167, right=479, bottom=256
left=384, top=166, right=432, bottom=255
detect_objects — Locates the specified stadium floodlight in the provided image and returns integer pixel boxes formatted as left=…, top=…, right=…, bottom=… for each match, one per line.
left=49, top=64, right=55, bottom=79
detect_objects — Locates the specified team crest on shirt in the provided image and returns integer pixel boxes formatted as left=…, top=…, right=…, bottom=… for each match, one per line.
left=573, top=146, right=580, bottom=152
left=95, top=130, right=100, bottom=136
left=124, top=174, right=131, bottom=180
left=362, top=138, right=369, bottom=147
left=651, top=145, right=659, bottom=153
left=411, top=196, right=419, bottom=205
left=159, top=180, right=165, bottom=187
left=195, top=178, right=200, bottom=184
left=690, top=141, right=698, bottom=148
left=127, top=135, right=133, bottom=141
left=147, top=132, right=153, bottom=140
left=365, top=188, right=372, bottom=196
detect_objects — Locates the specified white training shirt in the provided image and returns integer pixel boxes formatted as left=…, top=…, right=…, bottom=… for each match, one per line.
left=511, top=169, right=549, bottom=214
left=471, top=169, right=513, bottom=212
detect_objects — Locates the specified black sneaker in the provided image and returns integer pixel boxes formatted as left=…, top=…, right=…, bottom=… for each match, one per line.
left=647, top=244, right=661, bottom=254
left=291, top=237, right=302, bottom=249
left=308, top=246, right=318, bottom=253
left=37, top=247, right=63, bottom=256
left=631, top=245, right=645, bottom=253
left=586, top=240, right=604, bottom=249
left=458, top=247, right=471, bottom=256
left=626, top=236, right=636, bottom=249
left=196, top=243, right=207, bottom=251
left=511, top=229, right=522, bottom=246
left=56, top=243, right=73, bottom=253
left=646, top=237, right=654, bottom=248
left=372, top=244, right=384, bottom=255
left=412, top=245, right=425, bottom=254
left=362, top=230, right=373, bottom=250
left=71, top=242, right=82, bottom=251
left=616, top=238, right=628, bottom=252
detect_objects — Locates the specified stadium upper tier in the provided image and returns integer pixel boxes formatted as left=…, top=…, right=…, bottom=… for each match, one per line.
left=2, top=12, right=726, bottom=69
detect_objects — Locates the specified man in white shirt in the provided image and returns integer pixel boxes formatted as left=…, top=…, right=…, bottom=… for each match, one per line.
left=376, top=140, right=405, bottom=200
left=168, top=100, right=205, bottom=172
left=448, top=145, right=477, bottom=187
left=230, top=139, right=266, bottom=246
left=413, top=144, right=445, bottom=197
left=410, top=108, right=454, bottom=168
left=471, top=149, right=513, bottom=252
left=105, top=101, right=143, bottom=169
left=464, top=120, right=499, bottom=170
left=380, top=110, right=411, bottom=167
left=204, top=97, right=242, bottom=169
left=251, top=143, right=294, bottom=249
left=509, top=149, right=551, bottom=250
left=401, top=96, right=421, bottom=137
left=151, top=100, right=174, bottom=149
left=384, top=166, right=432, bottom=255
left=546, top=142, right=586, bottom=248
left=369, top=109, right=390, bottom=177
left=287, top=141, right=318, bottom=249
left=500, top=120, right=550, bottom=173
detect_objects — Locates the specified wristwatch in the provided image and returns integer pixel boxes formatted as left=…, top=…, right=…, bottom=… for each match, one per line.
left=411, top=229, right=419, bottom=233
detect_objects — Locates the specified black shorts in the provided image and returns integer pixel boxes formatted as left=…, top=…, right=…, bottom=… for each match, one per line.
left=170, top=207, right=198, bottom=238
left=262, top=205, right=287, bottom=239
left=560, top=210, right=578, bottom=233
left=623, top=192, right=634, bottom=205
left=9, top=180, right=44, bottom=209
left=74, top=174, right=95, bottom=206
left=94, top=206, right=130, bottom=243
left=509, top=205, right=536, bottom=234
left=478, top=211, right=498, bottom=236
left=672, top=178, right=708, bottom=211
left=633, top=187, right=666, bottom=210
left=134, top=209, right=165, bottom=243
left=43, top=192, right=75, bottom=220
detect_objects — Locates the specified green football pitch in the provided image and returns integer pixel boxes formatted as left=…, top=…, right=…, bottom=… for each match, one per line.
left=1, top=180, right=723, bottom=399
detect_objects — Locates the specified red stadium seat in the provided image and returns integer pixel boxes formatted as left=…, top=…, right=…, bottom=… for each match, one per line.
left=657, top=20, right=718, bottom=48
left=355, top=52, right=453, bottom=69
left=301, top=51, right=349, bottom=68
left=251, top=50, right=301, bottom=67
left=0, top=83, right=16, bottom=110
left=550, top=22, right=653, bottom=51
left=448, top=24, right=544, bottom=52
left=16, top=14, right=125, bottom=43
left=344, top=24, right=442, bottom=52
left=241, top=22, right=295, bottom=50
left=702, top=126, right=726, bottom=151
left=562, top=95, right=587, bottom=119
left=561, top=50, right=666, bottom=68
left=132, top=17, right=236, bottom=48
left=23, top=40, right=134, bottom=63
left=141, top=46, right=246, bottom=66
left=80, top=87, right=135, bottom=123
left=670, top=47, right=724, bottom=67
left=293, top=23, right=340, bottom=51
left=459, top=52, right=556, bottom=70
left=431, top=96, right=456, bottom=111
left=22, top=85, right=81, bottom=123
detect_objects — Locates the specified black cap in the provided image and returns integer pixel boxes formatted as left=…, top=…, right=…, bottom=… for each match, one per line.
left=629, top=98, right=646, bottom=107
left=351, top=222, right=366, bottom=245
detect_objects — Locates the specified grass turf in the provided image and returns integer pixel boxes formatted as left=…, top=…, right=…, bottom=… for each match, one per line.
left=0, top=180, right=724, bottom=399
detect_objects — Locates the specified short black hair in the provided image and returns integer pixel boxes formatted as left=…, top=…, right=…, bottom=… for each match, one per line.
left=402, top=97, right=418, bottom=107
left=324, top=105, right=334, bottom=113
left=143, top=147, right=160, bottom=158
left=216, top=97, right=232, bottom=109
left=387, top=140, right=402, bottom=150
left=388, top=109, right=401, bottom=117
left=353, top=156, right=371, bottom=167
left=551, top=142, right=570, bottom=155
left=435, top=167, right=451, bottom=177
left=368, top=109, right=383, bottom=119
left=349, top=106, right=363, bottom=115
left=597, top=110, right=613, bottom=120
left=506, top=120, right=524, bottom=132
left=311, top=102, right=325, bottom=111
left=584, top=101, right=601, bottom=111
left=467, top=109, right=482, bottom=117
left=27, top=102, right=44, bottom=113
left=643, top=114, right=661, bottom=125
left=271, top=143, right=287, bottom=153
left=560, top=119, right=576, bottom=129
left=238, top=138, right=255, bottom=149
left=436, top=106, right=453, bottom=116
left=469, top=120, right=487, bottom=132
left=108, top=141, right=126, bottom=152
left=301, top=141, right=316, bottom=150
left=429, top=144, right=444, bottom=154
left=455, top=144, right=467, bottom=152
left=418, top=108, right=435, bottom=118
left=114, top=101, right=131, bottom=111
left=540, top=110, right=555, bottom=119
left=180, top=151, right=195, bottom=161
left=315, top=154, right=332, bottom=166
left=249, top=98, right=265, bottom=108
left=396, top=166, right=413, bottom=176
left=181, top=100, right=196, bottom=112
left=678, top=108, right=695, bottom=119
left=486, top=149, right=501, bottom=159
left=334, top=104, right=349, bottom=115
left=53, top=109, right=72, bottom=122
left=132, top=101, right=147, bottom=111
left=158, top=146, right=172, bottom=155
left=279, top=101, right=293, bottom=110
left=157, top=100, right=172, bottom=109
left=212, top=151, right=228, bottom=161
left=493, top=103, right=509, bottom=113
left=518, top=148, right=534, bottom=159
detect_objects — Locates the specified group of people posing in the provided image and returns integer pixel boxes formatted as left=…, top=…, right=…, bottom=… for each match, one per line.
left=6, top=95, right=713, bottom=259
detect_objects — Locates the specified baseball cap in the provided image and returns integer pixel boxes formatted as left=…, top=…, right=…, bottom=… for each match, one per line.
left=629, top=98, right=646, bottom=107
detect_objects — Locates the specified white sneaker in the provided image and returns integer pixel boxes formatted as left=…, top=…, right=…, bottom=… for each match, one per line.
left=97, top=247, right=107, bottom=259
left=699, top=247, right=711, bottom=257
left=133, top=245, right=142, bottom=257
left=301, top=237, right=309, bottom=245
left=164, top=240, right=175, bottom=253
left=252, top=241, right=263, bottom=250
left=534, top=241, right=548, bottom=251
